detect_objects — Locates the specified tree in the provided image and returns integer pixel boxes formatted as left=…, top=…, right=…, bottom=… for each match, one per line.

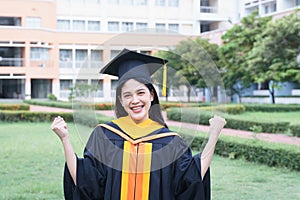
left=218, top=11, right=272, bottom=102
left=156, top=37, right=220, bottom=102
left=246, top=11, right=300, bottom=104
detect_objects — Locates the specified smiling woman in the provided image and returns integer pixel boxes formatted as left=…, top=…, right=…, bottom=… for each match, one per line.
left=51, top=48, right=226, bottom=200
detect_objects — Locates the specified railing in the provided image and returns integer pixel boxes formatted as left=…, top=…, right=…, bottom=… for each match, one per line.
left=200, top=6, right=218, bottom=13
left=60, top=60, right=103, bottom=68
left=0, top=57, right=24, bottom=67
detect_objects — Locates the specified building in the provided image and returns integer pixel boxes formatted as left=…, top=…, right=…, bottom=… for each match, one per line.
left=0, top=0, right=299, bottom=102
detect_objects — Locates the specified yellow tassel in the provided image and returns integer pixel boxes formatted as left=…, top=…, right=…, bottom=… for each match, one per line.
left=162, top=62, right=167, bottom=97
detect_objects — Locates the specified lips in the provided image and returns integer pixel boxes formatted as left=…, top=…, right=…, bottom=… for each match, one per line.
left=130, top=105, right=144, bottom=113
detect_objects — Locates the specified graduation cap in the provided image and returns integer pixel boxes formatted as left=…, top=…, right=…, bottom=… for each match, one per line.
left=100, top=49, right=168, bottom=92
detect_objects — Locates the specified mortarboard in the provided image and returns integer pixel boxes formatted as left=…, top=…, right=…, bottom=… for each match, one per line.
left=100, top=48, right=168, bottom=87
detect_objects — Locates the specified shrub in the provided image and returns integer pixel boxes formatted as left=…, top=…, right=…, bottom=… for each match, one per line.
left=0, top=104, right=29, bottom=111
left=200, top=104, right=246, bottom=115
left=290, top=125, right=300, bottom=137
left=244, top=104, right=300, bottom=112
left=47, top=94, right=57, bottom=101
left=187, top=133, right=300, bottom=171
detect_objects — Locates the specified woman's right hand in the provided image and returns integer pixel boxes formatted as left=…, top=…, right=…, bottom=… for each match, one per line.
left=51, top=116, right=69, bottom=141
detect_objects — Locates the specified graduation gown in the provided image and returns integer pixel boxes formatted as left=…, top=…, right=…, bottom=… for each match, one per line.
left=64, top=118, right=211, bottom=200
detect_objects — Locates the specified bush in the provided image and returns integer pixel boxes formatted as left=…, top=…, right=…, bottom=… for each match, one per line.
left=200, top=104, right=246, bottom=115
left=47, top=94, right=57, bottom=101
left=290, top=125, right=300, bottom=137
left=244, top=104, right=300, bottom=112
left=187, top=133, right=300, bottom=171
left=0, top=111, right=73, bottom=122
left=0, top=104, right=29, bottom=111
left=0, top=111, right=113, bottom=127
left=24, top=100, right=113, bottom=110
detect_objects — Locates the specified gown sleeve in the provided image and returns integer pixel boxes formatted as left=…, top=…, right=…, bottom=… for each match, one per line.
left=174, top=150, right=211, bottom=200
left=63, top=129, right=107, bottom=200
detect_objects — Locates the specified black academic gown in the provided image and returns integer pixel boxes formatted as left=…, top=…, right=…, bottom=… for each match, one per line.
left=64, top=121, right=210, bottom=200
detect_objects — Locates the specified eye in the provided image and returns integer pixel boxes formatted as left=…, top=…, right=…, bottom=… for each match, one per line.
left=123, top=94, right=131, bottom=99
left=137, top=91, right=145, bottom=95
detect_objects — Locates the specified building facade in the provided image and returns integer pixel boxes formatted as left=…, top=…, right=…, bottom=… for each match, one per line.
left=0, top=0, right=299, bottom=102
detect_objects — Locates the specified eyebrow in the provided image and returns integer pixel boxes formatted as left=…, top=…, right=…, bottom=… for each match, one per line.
left=122, top=88, right=146, bottom=95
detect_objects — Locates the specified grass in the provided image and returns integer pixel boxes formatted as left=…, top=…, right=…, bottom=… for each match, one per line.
left=1, top=122, right=300, bottom=199
left=226, top=111, right=300, bottom=125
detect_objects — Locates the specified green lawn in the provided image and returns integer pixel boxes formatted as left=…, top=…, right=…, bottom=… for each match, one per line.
left=226, top=111, right=300, bottom=125
left=0, top=122, right=299, bottom=199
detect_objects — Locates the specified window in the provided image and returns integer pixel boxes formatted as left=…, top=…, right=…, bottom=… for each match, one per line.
left=108, top=21, right=119, bottom=32
left=135, top=0, right=147, bottom=5
left=168, top=24, right=179, bottom=32
left=297, top=0, right=300, bottom=6
left=30, top=48, right=49, bottom=60
left=91, top=79, right=103, bottom=97
left=155, top=23, right=166, bottom=31
left=57, top=19, right=71, bottom=30
left=86, top=0, right=100, bottom=4
left=90, top=50, right=102, bottom=68
left=60, top=80, right=72, bottom=90
left=168, top=0, right=179, bottom=7
left=0, top=17, right=21, bottom=26
left=110, top=50, right=121, bottom=59
left=26, top=17, right=41, bottom=28
left=73, top=20, right=85, bottom=31
left=155, top=0, right=165, bottom=6
left=59, top=49, right=72, bottom=68
left=136, top=22, right=148, bottom=30
left=75, top=49, right=88, bottom=68
left=72, top=0, right=84, bottom=3
left=120, top=0, right=133, bottom=5
left=88, top=20, right=100, bottom=31
left=122, top=22, right=134, bottom=32
left=108, top=0, right=119, bottom=4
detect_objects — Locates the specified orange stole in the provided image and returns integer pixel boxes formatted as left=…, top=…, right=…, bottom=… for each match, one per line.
left=121, top=141, right=152, bottom=200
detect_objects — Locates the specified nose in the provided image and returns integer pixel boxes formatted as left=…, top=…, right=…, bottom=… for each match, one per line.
left=131, top=94, right=140, bottom=104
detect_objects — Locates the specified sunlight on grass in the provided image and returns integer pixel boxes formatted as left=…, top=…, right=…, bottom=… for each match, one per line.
left=1, top=122, right=299, bottom=199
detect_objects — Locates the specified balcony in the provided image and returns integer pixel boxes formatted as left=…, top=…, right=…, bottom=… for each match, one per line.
left=0, top=57, right=24, bottom=67
left=196, top=6, right=225, bottom=22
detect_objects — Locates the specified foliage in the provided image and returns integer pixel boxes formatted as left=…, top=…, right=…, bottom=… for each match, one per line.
left=156, top=37, right=220, bottom=102
left=24, top=99, right=113, bottom=110
left=47, top=93, right=57, bottom=101
left=244, top=103, right=300, bottom=112
left=246, top=12, right=300, bottom=103
left=218, top=10, right=272, bottom=101
left=290, top=125, right=300, bottom=137
left=0, top=104, right=29, bottom=111
left=199, top=104, right=246, bottom=114
left=186, top=131, right=300, bottom=171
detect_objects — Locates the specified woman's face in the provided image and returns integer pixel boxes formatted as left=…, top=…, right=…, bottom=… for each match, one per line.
left=119, top=79, right=154, bottom=124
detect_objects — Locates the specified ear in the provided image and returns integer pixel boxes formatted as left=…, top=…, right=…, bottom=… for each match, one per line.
left=150, top=91, right=154, bottom=102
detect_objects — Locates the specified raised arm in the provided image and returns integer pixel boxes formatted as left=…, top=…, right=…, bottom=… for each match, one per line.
left=51, top=116, right=77, bottom=185
left=200, top=115, right=226, bottom=180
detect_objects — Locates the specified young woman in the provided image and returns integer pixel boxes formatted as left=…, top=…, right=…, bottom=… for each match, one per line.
left=51, top=49, right=226, bottom=200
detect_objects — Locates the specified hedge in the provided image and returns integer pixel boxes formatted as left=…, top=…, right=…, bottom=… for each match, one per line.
left=167, top=108, right=290, bottom=134
left=290, top=125, right=300, bottom=137
left=187, top=133, right=300, bottom=171
left=244, top=103, right=300, bottom=112
left=0, top=111, right=113, bottom=126
left=0, top=104, right=30, bottom=111
left=23, top=100, right=114, bottom=110
left=199, top=104, right=246, bottom=115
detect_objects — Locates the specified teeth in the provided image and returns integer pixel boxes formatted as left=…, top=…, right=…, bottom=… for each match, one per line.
left=132, top=106, right=142, bottom=110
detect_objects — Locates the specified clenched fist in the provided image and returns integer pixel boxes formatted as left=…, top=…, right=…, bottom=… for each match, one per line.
left=51, top=116, right=69, bottom=141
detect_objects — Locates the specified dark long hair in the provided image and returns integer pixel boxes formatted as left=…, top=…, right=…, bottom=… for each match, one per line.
left=115, top=78, right=168, bottom=128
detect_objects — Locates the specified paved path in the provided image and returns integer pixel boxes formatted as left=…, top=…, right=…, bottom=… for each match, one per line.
left=30, top=105, right=300, bottom=146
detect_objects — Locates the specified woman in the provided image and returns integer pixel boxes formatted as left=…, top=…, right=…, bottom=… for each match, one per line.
left=51, top=49, right=226, bottom=199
